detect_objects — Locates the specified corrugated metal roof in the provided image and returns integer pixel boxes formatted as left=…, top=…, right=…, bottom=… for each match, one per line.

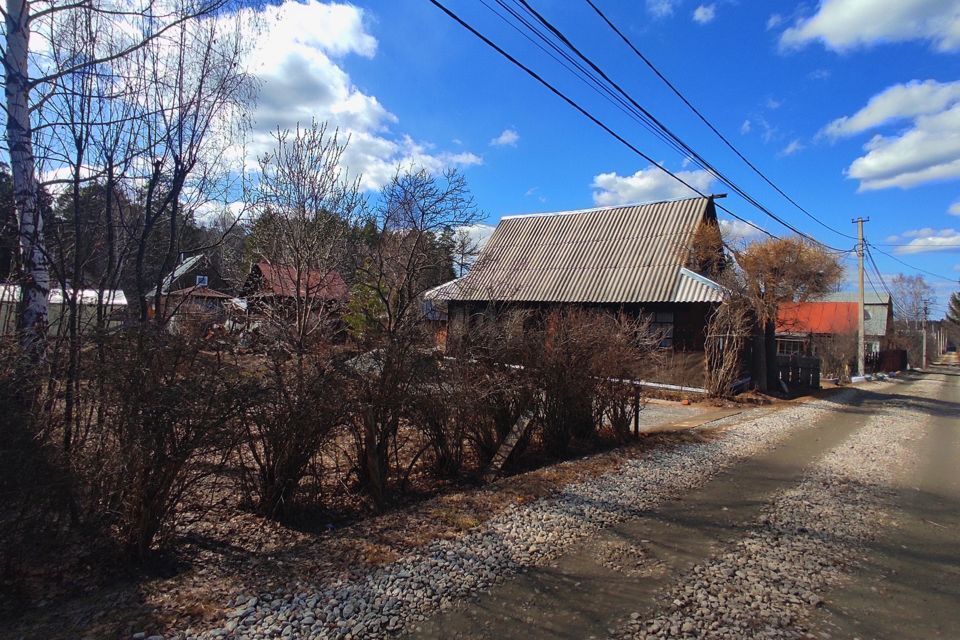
left=0, top=284, right=126, bottom=306
left=820, top=291, right=890, bottom=304
left=451, top=197, right=717, bottom=304
left=777, top=301, right=859, bottom=336
left=247, top=261, right=348, bottom=301
left=673, top=268, right=724, bottom=303
left=818, top=291, right=891, bottom=336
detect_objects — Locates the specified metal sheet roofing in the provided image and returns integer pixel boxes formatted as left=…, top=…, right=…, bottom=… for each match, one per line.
left=0, top=285, right=126, bottom=306
left=818, top=291, right=892, bottom=336
left=776, top=301, right=859, bottom=336
left=451, top=197, right=718, bottom=304
left=673, top=267, right=724, bottom=303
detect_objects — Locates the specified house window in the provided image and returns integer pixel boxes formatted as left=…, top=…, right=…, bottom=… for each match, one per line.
left=649, top=310, right=674, bottom=348
left=195, top=275, right=209, bottom=287
left=777, top=339, right=805, bottom=356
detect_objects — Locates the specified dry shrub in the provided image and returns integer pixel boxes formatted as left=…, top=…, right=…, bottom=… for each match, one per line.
left=595, top=381, right=645, bottom=444
left=0, top=339, right=77, bottom=606
left=705, top=298, right=752, bottom=397
left=78, top=327, right=250, bottom=558
left=531, top=309, right=659, bottom=456
left=237, top=351, right=346, bottom=518
left=455, top=309, right=538, bottom=467
left=812, top=332, right=857, bottom=382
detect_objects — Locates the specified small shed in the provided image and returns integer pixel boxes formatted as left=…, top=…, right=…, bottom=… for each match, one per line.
left=0, top=284, right=127, bottom=335
left=775, top=301, right=858, bottom=356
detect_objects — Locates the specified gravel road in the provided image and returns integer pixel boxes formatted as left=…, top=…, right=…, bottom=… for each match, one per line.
left=179, top=392, right=851, bottom=640
left=163, top=371, right=957, bottom=640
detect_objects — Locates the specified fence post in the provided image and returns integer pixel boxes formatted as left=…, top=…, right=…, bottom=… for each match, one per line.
left=633, top=385, right=641, bottom=437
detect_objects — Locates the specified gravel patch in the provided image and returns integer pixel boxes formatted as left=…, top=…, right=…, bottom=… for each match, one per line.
left=170, top=391, right=855, bottom=640
left=594, top=540, right=667, bottom=578
left=615, top=391, right=924, bottom=640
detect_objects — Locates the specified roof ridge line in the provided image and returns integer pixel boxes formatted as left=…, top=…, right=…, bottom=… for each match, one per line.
left=500, top=195, right=709, bottom=220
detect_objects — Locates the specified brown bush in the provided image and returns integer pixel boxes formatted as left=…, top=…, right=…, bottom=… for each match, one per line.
left=78, top=327, right=251, bottom=559
left=237, top=351, right=346, bottom=518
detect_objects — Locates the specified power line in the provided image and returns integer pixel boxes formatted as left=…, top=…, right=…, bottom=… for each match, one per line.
left=478, top=0, right=705, bottom=168
left=504, top=0, right=848, bottom=252
left=581, top=0, right=857, bottom=242
left=867, top=242, right=959, bottom=283
left=427, top=0, right=772, bottom=239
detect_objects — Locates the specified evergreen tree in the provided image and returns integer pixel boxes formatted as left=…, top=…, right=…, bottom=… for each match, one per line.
left=947, top=291, right=960, bottom=326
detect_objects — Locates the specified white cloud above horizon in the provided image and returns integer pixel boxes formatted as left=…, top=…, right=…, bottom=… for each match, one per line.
left=779, top=139, right=805, bottom=157
left=820, top=80, right=960, bottom=191
left=888, top=227, right=960, bottom=254
left=647, top=0, right=679, bottom=18
left=719, top=218, right=765, bottom=245
left=240, top=1, right=481, bottom=191
left=591, top=165, right=716, bottom=206
left=949, top=200, right=960, bottom=215
left=490, top=128, right=520, bottom=147
left=779, top=0, right=960, bottom=53
left=693, top=4, right=716, bottom=24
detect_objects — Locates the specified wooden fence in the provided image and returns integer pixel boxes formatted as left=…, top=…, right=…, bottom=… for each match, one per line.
left=776, top=354, right=820, bottom=391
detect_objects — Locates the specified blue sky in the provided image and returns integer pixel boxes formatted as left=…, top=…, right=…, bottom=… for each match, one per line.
left=178, top=1, right=960, bottom=315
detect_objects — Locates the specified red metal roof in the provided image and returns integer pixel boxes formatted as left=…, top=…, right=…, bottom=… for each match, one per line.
left=249, top=261, right=348, bottom=301
left=776, top=301, right=859, bottom=335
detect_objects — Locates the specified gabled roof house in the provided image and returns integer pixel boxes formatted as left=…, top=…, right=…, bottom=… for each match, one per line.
left=435, top=196, right=727, bottom=387
left=775, top=292, right=894, bottom=355
left=241, top=260, right=348, bottom=304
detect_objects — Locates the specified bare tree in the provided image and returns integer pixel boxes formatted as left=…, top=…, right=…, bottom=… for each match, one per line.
left=247, top=121, right=362, bottom=353
left=890, top=273, right=934, bottom=330
left=237, top=122, right=362, bottom=519
left=2, top=0, right=244, bottom=362
left=727, top=237, right=843, bottom=392
left=348, top=167, right=480, bottom=509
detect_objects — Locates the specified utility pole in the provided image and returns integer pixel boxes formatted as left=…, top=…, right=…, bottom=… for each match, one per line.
left=922, top=300, right=929, bottom=368
left=853, top=217, right=869, bottom=377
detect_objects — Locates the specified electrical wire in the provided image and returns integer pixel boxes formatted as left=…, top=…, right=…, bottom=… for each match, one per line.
left=427, top=0, right=772, bottom=238
left=867, top=243, right=959, bottom=284
left=504, top=0, right=849, bottom=252
left=581, top=0, right=857, bottom=242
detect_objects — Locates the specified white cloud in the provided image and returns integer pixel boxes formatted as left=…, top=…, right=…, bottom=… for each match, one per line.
left=720, top=218, right=765, bottom=245
left=780, top=0, right=960, bottom=53
left=765, top=97, right=783, bottom=110
left=766, top=14, right=783, bottom=30
left=490, top=128, right=520, bottom=147
left=809, top=68, right=832, bottom=80
left=821, top=80, right=960, bottom=139
left=456, top=223, right=496, bottom=251
left=693, top=4, right=716, bottom=24
left=893, top=227, right=960, bottom=254
left=740, top=119, right=752, bottom=134
left=242, top=1, right=479, bottom=191
left=779, top=139, right=806, bottom=157
left=647, top=0, right=679, bottom=18
left=591, top=165, right=715, bottom=206
left=949, top=200, right=960, bottom=215
left=848, top=103, right=960, bottom=190
left=821, top=80, right=960, bottom=191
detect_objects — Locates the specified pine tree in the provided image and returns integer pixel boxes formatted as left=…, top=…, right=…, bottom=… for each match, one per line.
left=947, top=291, right=960, bottom=326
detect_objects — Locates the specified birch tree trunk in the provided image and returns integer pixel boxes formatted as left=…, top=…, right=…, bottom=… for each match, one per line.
left=3, top=0, right=49, bottom=361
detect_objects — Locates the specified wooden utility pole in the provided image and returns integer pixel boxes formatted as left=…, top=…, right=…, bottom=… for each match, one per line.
left=922, top=300, right=929, bottom=368
left=853, top=217, right=869, bottom=377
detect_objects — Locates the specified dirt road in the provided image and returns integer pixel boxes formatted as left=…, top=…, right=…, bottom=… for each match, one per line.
left=406, top=370, right=959, bottom=640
